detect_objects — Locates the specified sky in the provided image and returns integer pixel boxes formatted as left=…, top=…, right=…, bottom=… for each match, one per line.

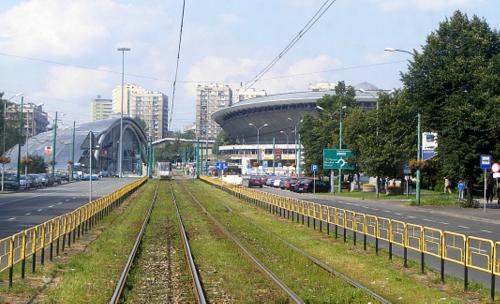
left=0, top=0, right=499, bottom=131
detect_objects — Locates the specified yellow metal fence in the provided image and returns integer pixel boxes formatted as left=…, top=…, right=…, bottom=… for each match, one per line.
left=0, top=177, right=147, bottom=286
left=201, top=176, right=498, bottom=298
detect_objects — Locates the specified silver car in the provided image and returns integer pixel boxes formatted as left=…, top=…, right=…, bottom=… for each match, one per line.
left=19, top=175, right=31, bottom=190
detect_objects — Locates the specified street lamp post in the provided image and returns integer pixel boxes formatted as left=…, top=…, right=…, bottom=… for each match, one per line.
left=280, top=130, right=290, bottom=175
left=117, top=47, right=131, bottom=178
left=287, top=117, right=303, bottom=177
left=16, top=96, right=24, bottom=184
left=248, top=123, right=268, bottom=175
left=385, top=47, right=421, bottom=204
left=338, top=105, right=347, bottom=192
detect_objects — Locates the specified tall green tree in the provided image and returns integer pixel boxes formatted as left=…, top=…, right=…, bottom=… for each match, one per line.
left=402, top=11, right=500, bottom=202
left=299, top=81, right=357, bottom=175
left=343, top=91, right=416, bottom=187
left=0, top=92, right=23, bottom=156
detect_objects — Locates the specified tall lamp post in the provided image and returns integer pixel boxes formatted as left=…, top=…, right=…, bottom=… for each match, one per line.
left=2, top=93, right=23, bottom=192
left=117, top=47, right=131, bottom=178
left=338, top=105, right=347, bottom=192
left=384, top=47, right=421, bottom=204
left=287, top=117, right=303, bottom=176
left=248, top=122, right=268, bottom=175
left=280, top=130, right=290, bottom=175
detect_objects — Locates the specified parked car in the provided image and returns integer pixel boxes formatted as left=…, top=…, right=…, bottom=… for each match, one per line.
left=266, top=177, right=275, bottom=186
left=248, top=176, right=263, bottom=188
left=53, top=174, right=62, bottom=184
left=295, top=179, right=330, bottom=193
left=43, top=174, right=55, bottom=186
left=1, top=173, right=20, bottom=190
left=273, top=178, right=282, bottom=188
left=27, top=174, right=42, bottom=188
left=19, top=175, right=31, bottom=190
left=284, top=178, right=298, bottom=190
left=36, top=174, right=48, bottom=187
left=81, top=174, right=99, bottom=181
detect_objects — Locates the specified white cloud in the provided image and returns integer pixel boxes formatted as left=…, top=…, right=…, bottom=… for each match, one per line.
left=370, top=0, right=484, bottom=11
left=0, top=0, right=159, bottom=58
left=34, top=66, right=113, bottom=117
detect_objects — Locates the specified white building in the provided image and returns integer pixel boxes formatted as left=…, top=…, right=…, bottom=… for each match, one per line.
left=233, top=87, right=267, bottom=103
left=309, top=82, right=337, bottom=92
left=112, top=84, right=168, bottom=141
left=195, top=83, right=232, bottom=140
left=90, top=96, right=113, bottom=122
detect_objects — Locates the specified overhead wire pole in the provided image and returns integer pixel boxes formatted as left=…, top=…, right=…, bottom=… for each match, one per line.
left=168, top=0, right=187, bottom=133
left=117, top=47, right=131, bottom=178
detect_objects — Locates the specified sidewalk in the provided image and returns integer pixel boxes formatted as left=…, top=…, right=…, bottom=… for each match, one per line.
left=305, top=193, right=500, bottom=226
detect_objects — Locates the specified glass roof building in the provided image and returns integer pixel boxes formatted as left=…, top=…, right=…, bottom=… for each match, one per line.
left=5, top=117, right=148, bottom=175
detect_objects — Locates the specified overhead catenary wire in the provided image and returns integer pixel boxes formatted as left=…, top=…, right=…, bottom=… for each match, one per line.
left=242, top=0, right=338, bottom=92
left=168, top=0, right=186, bottom=133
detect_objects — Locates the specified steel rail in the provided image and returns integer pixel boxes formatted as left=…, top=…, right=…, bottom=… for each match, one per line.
left=170, top=184, right=207, bottom=304
left=222, top=202, right=391, bottom=304
left=109, top=182, right=159, bottom=304
left=177, top=181, right=303, bottom=304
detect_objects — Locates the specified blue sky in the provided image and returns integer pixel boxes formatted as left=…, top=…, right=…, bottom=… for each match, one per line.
left=0, top=0, right=498, bottom=130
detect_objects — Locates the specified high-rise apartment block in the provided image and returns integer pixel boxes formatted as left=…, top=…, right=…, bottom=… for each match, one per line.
left=233, top=87, right=267, bottom=103
left=90, top=96, right=113, bottom=122
left=111, top=84, right=168, bottom=141
left=6, top=102, right=49, bottom=137
left=195, top=83, right=232, bottom=140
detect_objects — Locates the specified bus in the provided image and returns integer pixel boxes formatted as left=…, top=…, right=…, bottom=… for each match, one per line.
left=157, top=162, right=172, bottom=179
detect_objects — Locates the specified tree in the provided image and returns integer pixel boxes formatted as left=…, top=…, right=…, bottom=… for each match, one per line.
left=299, top=81, right=357, bottom=175
left=212, top=130, right=229, bottom=158
left=343, top=90, right=416, bottom=194
left=0, top=92, right=23, bottom=154
left=401, top=11, right=500, bottom=203
left=27, top=155, right=47, bottom=173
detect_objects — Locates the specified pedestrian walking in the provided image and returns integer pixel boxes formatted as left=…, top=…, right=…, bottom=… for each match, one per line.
left=444, top=177, right=452, bottom=194
left=457, top=179, right=465, bottom=201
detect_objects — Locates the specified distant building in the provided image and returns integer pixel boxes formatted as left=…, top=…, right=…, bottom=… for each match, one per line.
left=233, top=87, right=267, bottom=103
left=309, top=82, right=337, bottom=92
left=6, top=102, right=49, bottom=137
left=90, top=96, right=113, bottom=122
left=112, top=84, right=168, bottom=141
left=195, top=83, right=232, bottom=140
left=183, top=122, right=196, bottom=133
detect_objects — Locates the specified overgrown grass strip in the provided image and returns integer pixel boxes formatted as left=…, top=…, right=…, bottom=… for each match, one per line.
left=188, top=180, right=494, bottom=303
left=38, top=180, right=157, bottom=304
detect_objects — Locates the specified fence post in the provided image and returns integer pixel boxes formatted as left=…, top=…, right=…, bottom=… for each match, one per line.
left=8, top=237, right=14, bottom=288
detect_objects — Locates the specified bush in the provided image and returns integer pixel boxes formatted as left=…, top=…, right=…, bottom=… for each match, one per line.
left=460, top=199, right=480, bottom=208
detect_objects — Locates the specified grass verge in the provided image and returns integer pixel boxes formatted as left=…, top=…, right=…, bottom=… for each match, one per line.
left=189, top=180, right=497, bottom=303
left=35, top=180, right=157, bottom=304
left=182, top=180, right=378, bottom=303
left=172, top=181, right=289, bottom=303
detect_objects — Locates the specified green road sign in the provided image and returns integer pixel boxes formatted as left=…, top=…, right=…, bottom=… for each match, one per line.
left=323, top=149, right=354, bottom=170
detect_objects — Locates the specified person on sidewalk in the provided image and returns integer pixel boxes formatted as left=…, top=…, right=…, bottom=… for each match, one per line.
left=444, top=177, right=452, bottom=194
left=457, top=179, right=465, bottom=201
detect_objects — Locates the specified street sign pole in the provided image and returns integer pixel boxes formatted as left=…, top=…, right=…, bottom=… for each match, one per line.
left=313, top=171, right=316, bottom=194
left=89, top=131, right=93, bottom=203
left=483, top=168, right=487, bottom=212
left=416, top=113, right=421, bottom=205
left=272, top=137, right=276, bottom=175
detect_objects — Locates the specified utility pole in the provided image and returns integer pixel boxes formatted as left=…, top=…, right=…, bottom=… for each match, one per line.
left=297, top=133, right=301, bottom=178
left=338, top=105, right=346, bottom=193
left=272, top=137, right=276, bottom=175
left=24, top=106, right=30, bottom=176
left=51, top=112, right=58, bottom=176
left=16, top=96, right=24, bottom=183
left=89, top=131, right=93, bottom=202
left=416, top=113, right=421, bottom=205
left=70, top=121, right=75, bottom=182
left=117, top=47, right=131, bottom=178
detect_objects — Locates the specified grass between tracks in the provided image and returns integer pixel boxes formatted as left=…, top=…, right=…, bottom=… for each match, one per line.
left=181, top=180, right=376, bottom=303
left=172, top=182, right=289, bottom=303
left=120, top=181, right=195, bottom=303
left=186, top=180, right=497, bottom=304
left=35, top=180, right=156, bottom=304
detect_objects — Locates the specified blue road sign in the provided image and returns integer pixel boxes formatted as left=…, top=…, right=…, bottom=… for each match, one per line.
left=480, top=154, right=492, bottom=170
left=311, top=164, right=319, bottom=173
left=216, top=162, right=228, bottom=170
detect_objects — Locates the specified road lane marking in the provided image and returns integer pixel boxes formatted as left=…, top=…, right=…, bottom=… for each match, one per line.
left=423, top=218, right=433, bottom=222
left=37, top=209, right=42, bottom=212
left=395, top=212, right=402, bottom=216
left=439, top=222, right=449, bottom=225
left=384, top=210, right=391, bottom=213
left=458, top=225, right=470, bottom=229
left=480, top=229, right=493, bottom=234
left=25, top=212, right=31, bottom=216
left=7, top=217, right=16, bottom=221
left=407, top=216, right=416, bottom=219
left=372, top=208, right=379, bottom=211
left=48, top=205, right=54, bottom=208
left=65, top=199, right=70, bottom=202
left=72, top=197, right=76, bottom=200
left=57, top=202, right=63, bottom=205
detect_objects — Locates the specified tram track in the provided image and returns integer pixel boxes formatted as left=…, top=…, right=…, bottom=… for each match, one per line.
left=175, top=181, right=304, bottom=304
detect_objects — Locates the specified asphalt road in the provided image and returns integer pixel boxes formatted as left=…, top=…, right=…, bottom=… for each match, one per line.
left=259, top=186, right=500, bottom=291
left=0, top=178, right=138, bottom=239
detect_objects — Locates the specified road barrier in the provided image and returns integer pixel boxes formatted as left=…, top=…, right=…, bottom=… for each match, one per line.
left=0, top=177, right=148, bottom=287
left=201, top=176, right=499, bottom=300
